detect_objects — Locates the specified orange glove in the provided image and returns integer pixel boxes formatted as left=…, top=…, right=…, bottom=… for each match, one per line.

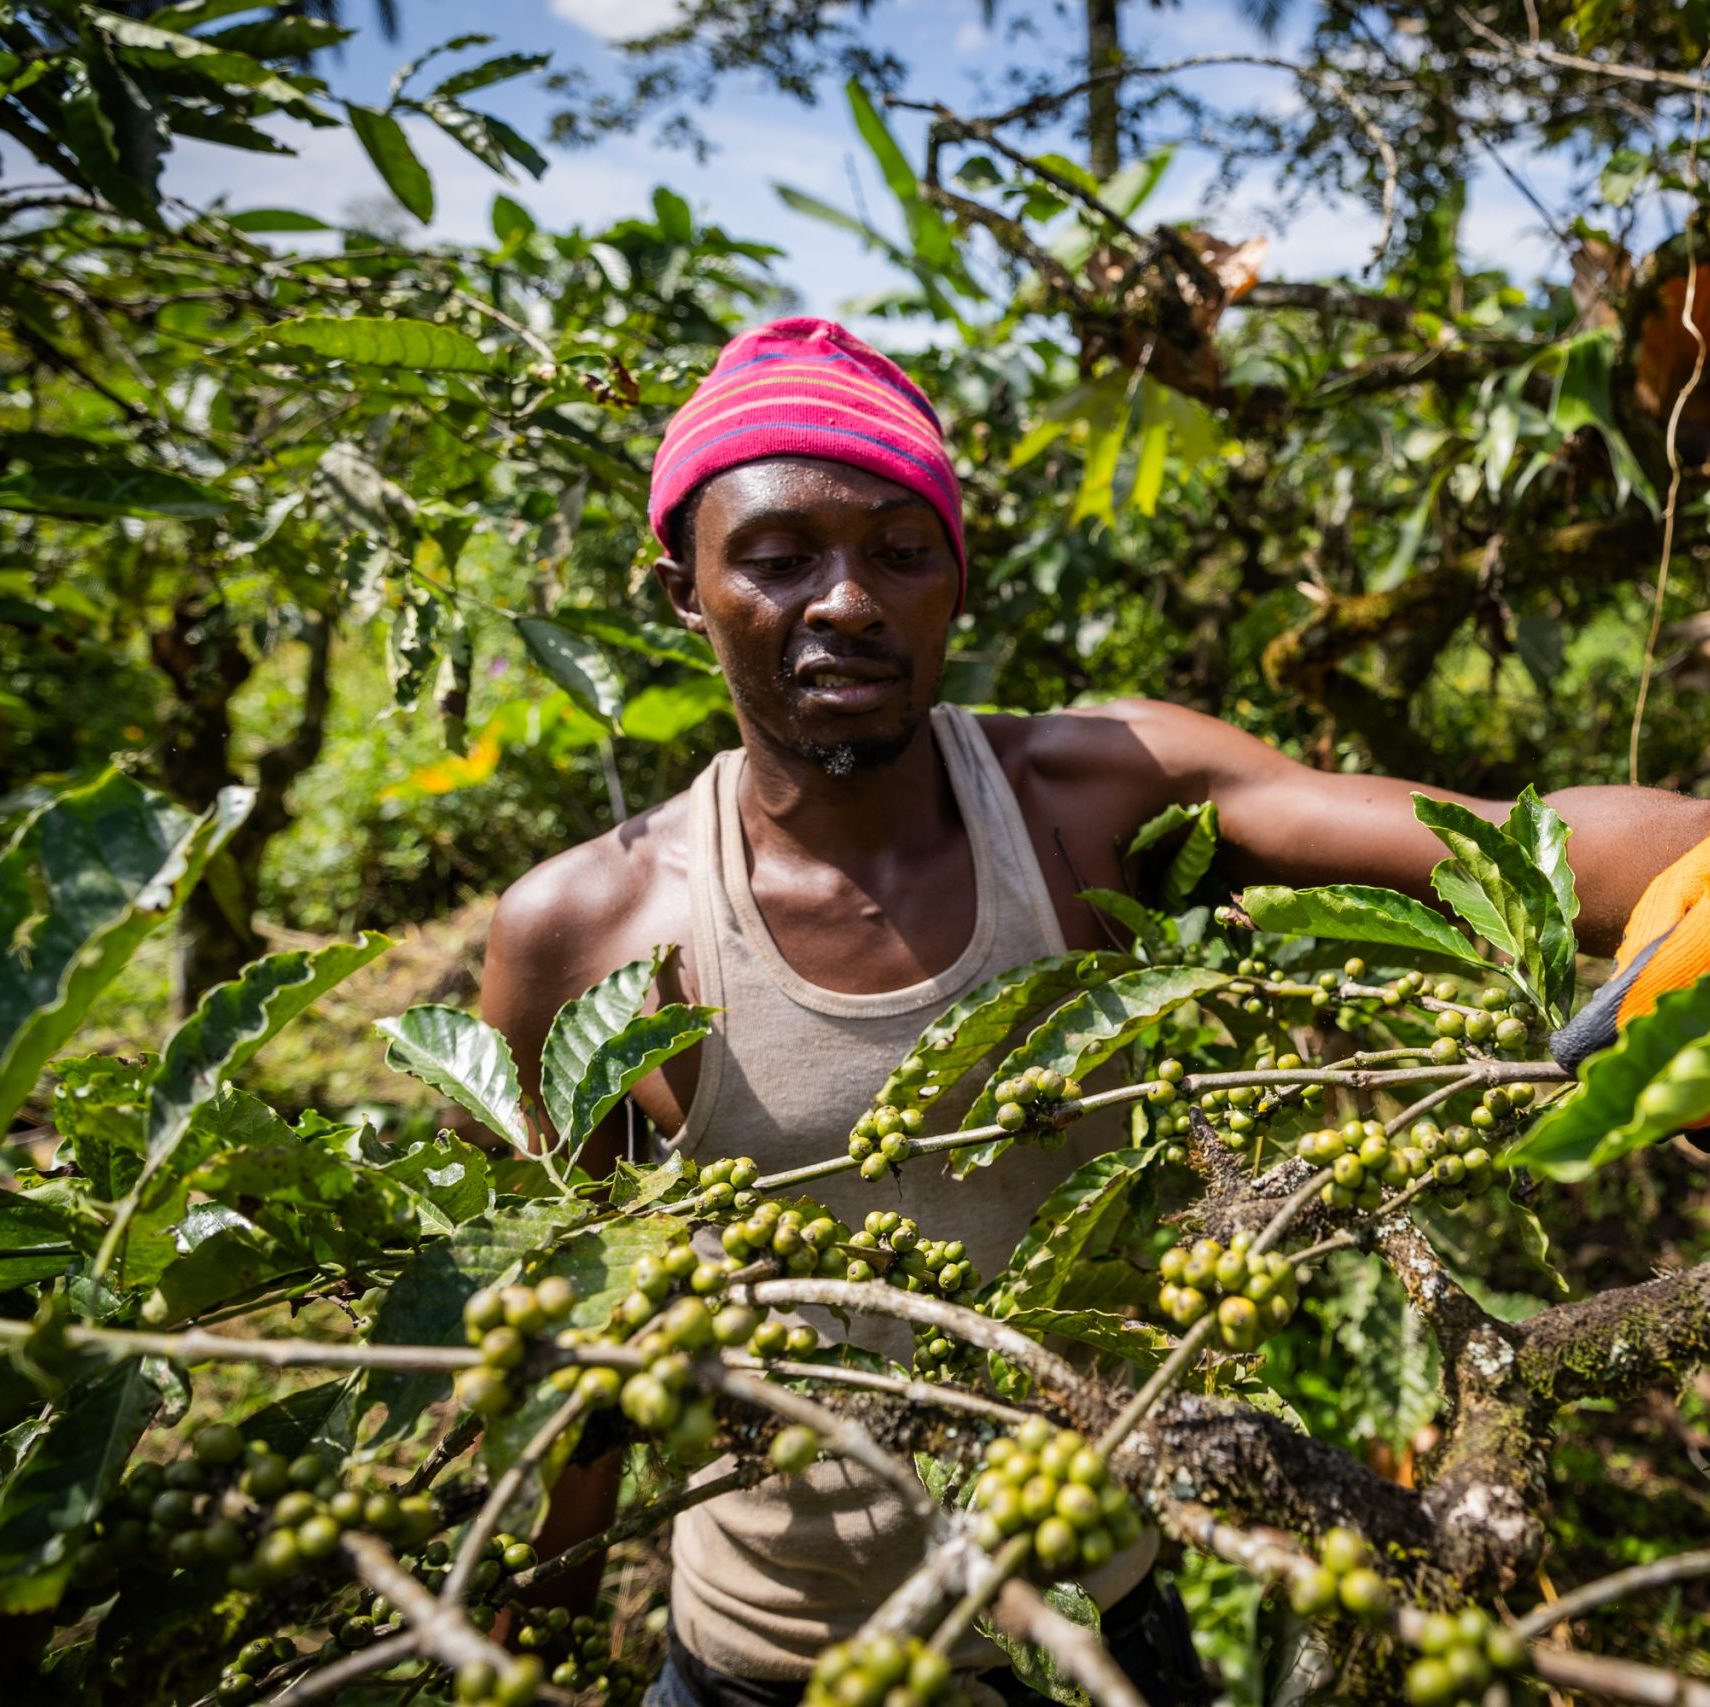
left=1550, top=834, right=1710, bottom=1070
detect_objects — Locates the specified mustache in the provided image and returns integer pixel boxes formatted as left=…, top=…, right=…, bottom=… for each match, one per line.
left=781, top=639, right=908, bottom=677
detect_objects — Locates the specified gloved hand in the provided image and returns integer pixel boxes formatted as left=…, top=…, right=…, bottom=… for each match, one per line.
left=1550, top=834, right=1710, bottom=1071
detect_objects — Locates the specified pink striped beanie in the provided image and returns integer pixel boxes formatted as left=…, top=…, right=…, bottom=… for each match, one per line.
left=648, top=317, right=967, bottom=610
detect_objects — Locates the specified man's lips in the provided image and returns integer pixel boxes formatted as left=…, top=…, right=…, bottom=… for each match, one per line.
left=790, top=654, right=906, bottom=712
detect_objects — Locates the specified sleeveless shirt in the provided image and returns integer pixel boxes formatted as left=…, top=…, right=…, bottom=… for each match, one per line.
left=663, top=704, right=1155, bottom=1679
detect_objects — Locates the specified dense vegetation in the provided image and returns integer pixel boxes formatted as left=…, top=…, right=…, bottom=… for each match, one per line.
left=3, top=2, right=1708, bottom=1702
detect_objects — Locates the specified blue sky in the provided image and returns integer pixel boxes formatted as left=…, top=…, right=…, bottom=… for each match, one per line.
left=152, top=0, right=1591, bottom=321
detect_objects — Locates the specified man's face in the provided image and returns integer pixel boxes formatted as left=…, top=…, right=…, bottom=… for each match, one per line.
left=657, top=457, right=961, bottom=777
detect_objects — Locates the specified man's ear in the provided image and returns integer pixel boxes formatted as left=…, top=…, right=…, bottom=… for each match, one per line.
left=654, top=555, right=705, bottom=633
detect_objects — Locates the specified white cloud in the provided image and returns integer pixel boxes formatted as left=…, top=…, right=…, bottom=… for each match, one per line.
left=953, top=19, right=987, bottom=56
left=547, top=0, right=687, bottom=41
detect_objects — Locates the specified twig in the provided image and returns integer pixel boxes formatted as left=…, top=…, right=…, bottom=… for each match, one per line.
left=0, top=1318, right=483, bottom=1373
left=1096, top=1165, right=1333, bottom=1454
left=503, top=1461, right=776, bottom=1597
left=1628, top=53, right=1708, bottom=784
left=735, top=1277, right=1081, bottom=1391
left=992, top=1577, right=1152, bottom=1707
left=699, top=1359, right=939, bottom=1524
left=442, top=1390, right=589, bottom=1606
left=263, top=1631, right=416, bottom=1705
left=1513, top=1549, right=1710, bottom=1641
left=1453, top=7, right=1710, bottom=96
left=342, top=1532, right=571, bottom=1699
left=404, top=1413, right=483, bottom=1497
left=723, top=1355, right=1033, bottom=1426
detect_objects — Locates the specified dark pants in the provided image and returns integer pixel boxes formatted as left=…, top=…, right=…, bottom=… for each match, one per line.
left=645, top=1572, right=1212, bottom=1707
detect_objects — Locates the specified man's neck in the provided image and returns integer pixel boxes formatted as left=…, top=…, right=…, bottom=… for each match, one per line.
left=735, top=712, right=959, bottom=869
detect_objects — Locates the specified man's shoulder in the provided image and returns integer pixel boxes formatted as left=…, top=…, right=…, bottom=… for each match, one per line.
left=487, top=788, right=698, bottom=983
left=974, top=697, right=1180, bottom=790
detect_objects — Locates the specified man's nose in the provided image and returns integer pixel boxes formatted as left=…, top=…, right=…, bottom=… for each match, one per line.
left=803, top=555, right=884, bottom=634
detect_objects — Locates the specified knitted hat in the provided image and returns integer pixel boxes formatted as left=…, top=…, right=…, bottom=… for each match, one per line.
left=648, top=317, right=967, bottom=610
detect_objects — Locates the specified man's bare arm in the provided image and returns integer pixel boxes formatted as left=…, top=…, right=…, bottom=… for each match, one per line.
left=1103, top=700, right=1710, bottom=957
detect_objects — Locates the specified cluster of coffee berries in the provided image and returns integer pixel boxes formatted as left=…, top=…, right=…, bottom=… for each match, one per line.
left=453, top=1275, right=580, bottom=1419
left=534, top=1610, right=649, bottom=1702
left=969, top=1417, right=1143, bottom=1578
left=1405, top=1605, right=1528, bottom=1705
left=214, top=1635, right=297, bottom=1703
left=848, top=1102, right=926, bottom=1177
left=690, top=1153, right=762, bottom=1209
left=805, top=1632, right=965, bottom=1707
left=719, top=1198, right=850, bottom=1280
left=851, top=1210, right=985, bottom=1376
left=993, top=1065, right=1084, bottom=1147
left=89, top=1427, right=439, bottom=1595
left=451, top=1653, right=544, bottom=1707
left=1287, top=1526, right=1392, bottom=1622
left=1397, top=1117, right=1500, bottom=1205
left=1156, top=1232, right=1300, bottom=1348
left=235, top=1446, right=440, bottom=1591
left=1300, top=1120, right=1424, bottom=1211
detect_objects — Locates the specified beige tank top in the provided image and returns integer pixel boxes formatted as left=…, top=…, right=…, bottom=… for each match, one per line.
left=665, top=704, right=1153, bottom=1679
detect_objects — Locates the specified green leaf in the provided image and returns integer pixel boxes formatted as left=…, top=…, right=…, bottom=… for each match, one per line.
left=0, top=1190, right=80, bottom=1289
left=514, top=616, right=626, bottom=726
left=0, top=463, right=231, bottom=519
left=238, top=1375, right=361, bottom=1462
left=541, top=957, right=714, bottom=1167
left=377, top=1131, right=494, bottom=1233
left=545, top=607, right=720, bottom=674
left=139, top=933, right=390, bottom=1200
left=93, top=9, right=326, bottom=113
left=1309, top=1251, right=1440, bottom=1449
left=360, top=1209, right=579, bottom=1442
left=141, top=1218, right=300, bottom=1325
left=1549, top=330, right=1658, bottom=513
left=981, top=1580, right=1100, bottom=1706
left=346, top=103, right=434, bottom=222
left=0, top=775, right=250, bottom=1134
left=492, top=193, right=535, bottom=248
left=0, top=1359, right=176, bottom=1612
left=846, top=78, right=919, bottom=209
left=1413, top=794, right=1574, bottom=1019
left=1239, top=884, right=1491, bottom=969
left=1504, top=786, right=1580, bottom=934
left=260, top=316, right=495, bottom=373
left=621, top=677, right=732, bottom=743
left=430, top=51, right=549, bottom=101
left=954, top=967, right=1227, bottom=1175
left=1002, top=1150, right=1154, bottom=1310
left=1000, top=1306, right=1169, bottom=1367
left=1503, top=975, right=1710, bottom=1179
left=1127, top=801, right=1198, bottom=859
left=1161, top=802, right=1219, bottom=910
left=376, top=1005, right=530, bottom=1150
left=871, top=952, right=1137, bottom=1115
left=226, top=208, right=332, bottom=232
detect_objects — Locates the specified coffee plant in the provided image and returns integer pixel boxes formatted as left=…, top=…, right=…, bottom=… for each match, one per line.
left=4, top=769, right=1710, bottom=1705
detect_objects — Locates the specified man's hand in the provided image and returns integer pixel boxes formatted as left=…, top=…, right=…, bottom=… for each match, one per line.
left=1551, top=832, right=1710, bottom=1070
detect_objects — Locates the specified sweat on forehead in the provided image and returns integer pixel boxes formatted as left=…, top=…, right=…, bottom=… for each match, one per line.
left=649, top=317, right=967, bottom=612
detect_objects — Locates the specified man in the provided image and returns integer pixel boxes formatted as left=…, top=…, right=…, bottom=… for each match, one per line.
left=481, top=317, right=1710, bottom=1705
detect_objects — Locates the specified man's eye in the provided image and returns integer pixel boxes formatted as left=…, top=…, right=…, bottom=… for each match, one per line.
left=745, top=554, right=809, bottom=573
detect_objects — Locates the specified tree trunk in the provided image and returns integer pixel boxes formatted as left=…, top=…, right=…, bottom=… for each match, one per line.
left=1086, top=0, right=1122, bottom=179
left=152, top=597, right=335, bottom=1012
